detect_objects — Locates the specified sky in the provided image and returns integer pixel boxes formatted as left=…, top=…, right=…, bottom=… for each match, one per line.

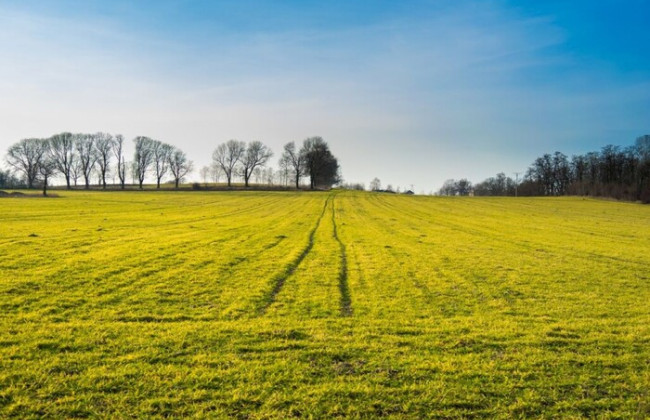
left=1, top=0, right=649, bottom=192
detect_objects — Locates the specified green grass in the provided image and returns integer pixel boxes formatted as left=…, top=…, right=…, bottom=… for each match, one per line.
left=1, top=191, right=649, bottom=418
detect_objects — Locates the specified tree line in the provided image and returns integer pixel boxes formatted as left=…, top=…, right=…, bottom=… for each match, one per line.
left=2, top=133, right=340, bottom=194
left=201, top=137, right=340, bottom=189
left=438, top=135, right=650, bottom=202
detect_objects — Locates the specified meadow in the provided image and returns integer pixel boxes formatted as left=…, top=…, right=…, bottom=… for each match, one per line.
left=1, top=190, right=649, bottom=418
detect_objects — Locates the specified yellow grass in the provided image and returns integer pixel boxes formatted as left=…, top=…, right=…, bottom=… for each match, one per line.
left=1, top=191, right=649, bottom=418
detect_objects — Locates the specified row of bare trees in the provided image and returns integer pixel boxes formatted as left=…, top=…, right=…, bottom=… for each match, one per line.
left=212, top=140, right=273, bottom=187
left=209, top=136, right=340, bottom=189
left=4, top=133, right=193, bottom=194
left=132, top=136, right=193, bottom=189
left=4, top=134, right=341, bottom=193
left=5, top=133, right=129, bottom=192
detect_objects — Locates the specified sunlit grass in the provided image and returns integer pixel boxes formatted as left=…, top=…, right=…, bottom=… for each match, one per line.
left=1, top=191, right=649, bottom=418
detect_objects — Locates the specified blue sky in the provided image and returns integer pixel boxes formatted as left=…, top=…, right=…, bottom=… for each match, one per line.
left=1, top=0, right=649, bottom=191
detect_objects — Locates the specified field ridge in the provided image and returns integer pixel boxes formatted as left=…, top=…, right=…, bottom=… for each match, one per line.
left=332, top=194, right=352, bottom=316
left=255, top=195, right=331, bottom=315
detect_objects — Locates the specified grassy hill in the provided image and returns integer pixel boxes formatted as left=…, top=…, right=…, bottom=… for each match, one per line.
left=1, top=191, right=649, bottom=418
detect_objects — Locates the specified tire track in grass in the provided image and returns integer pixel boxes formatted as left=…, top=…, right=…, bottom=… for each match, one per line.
left=331, top=195, right=352, bottom=316
left=255, top=195, right=331, bottom=316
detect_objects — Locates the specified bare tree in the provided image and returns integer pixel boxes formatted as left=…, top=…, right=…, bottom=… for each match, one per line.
left=152, top=141, right=173, bottom=188
left=94, top=132, right=114, bottom=189
left=75, top=134, right=97, bottom=189
left=200, top=165, right=210, bottom=187
left=70, top=157, right=83, bottom=187
left=168, top=148, right=193, bottom=189
left=112, top=134, right=126, bottom=189
left=241, top=141, right=272, bottom=187
left=49, top=132, right=76, bottom=189
left=5, top=138, right=48, bottom=189
left=129, top=161, right=138, bottom=186
left=38, top=139, right=57, bottom=196
left=210, top=162, right=223, bottom=184
left=253, top=166, right=263, bottom=184
left=133, top=136, right=154, bottom=189
left=278, top=153, right=290, bottom=186
left=370, top=177, right=381, bottom=191
left=265, top=167, right=275, bottom=186
left=281, top=141, right=305, bottom=189
left=212, top=140, right=245, bottom=187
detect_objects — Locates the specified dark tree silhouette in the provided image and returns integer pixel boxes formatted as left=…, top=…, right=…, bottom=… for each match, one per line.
left=300, top=137, right=340, bottom=189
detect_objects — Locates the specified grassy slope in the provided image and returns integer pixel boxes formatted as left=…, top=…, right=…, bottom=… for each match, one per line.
left=1, top=191, right=649, bottom=418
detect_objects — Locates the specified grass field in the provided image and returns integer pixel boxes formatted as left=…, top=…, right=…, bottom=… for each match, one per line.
left=1, top=191, right=649, bottom=418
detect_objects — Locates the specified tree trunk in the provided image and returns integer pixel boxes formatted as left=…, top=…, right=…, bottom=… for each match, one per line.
left=175, top=178, right=179, bottom=189
left=42, top=175, right=48, bottom=196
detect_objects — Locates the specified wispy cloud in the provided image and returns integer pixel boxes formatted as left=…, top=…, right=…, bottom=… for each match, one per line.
left=0, top=1, right=648, bottom=190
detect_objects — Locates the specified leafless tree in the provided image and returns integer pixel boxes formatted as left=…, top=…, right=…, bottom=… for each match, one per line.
left=253, top=166, right=263, bottom=184
left=129, top=161, right=138, bottom=186
left=278, top=152, right=291, bottom=186
left=168, top=148, right=193, bottom=188
left=112, top=134, right=126, bottom=189
left=200, top=165, right=210, bottom=187
left=38, top=139, right=57, bottom=196
left=75, top=134, right=97, bottom=189
left=133, top=136, right=155, bottom=189
left=5, top=138, right=48, bottom=189
left=93, top=132, right=114, bottom=189
left=281, top=141, right=305, bottom=189
left=241, top=141, right=272, bottom=187
left=212, top=140, right=245, bottom=187
left=370, top=177, right=381, bottom=191
left=152, top=141, right=173, bottom=188
left=70, top=158, right=82, bottom=187
left=264, top=167, right=275, bottom=186
left=49, top=132, right=76, bottom=189
left=210, top=162, right=223, bottom=184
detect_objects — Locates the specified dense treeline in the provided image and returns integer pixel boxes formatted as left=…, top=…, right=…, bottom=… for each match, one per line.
left=0, top=169, right=24, bottom=189
left=439, top=135, right=650, bottom=202
left=2, top=133, right=341, bottom=194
